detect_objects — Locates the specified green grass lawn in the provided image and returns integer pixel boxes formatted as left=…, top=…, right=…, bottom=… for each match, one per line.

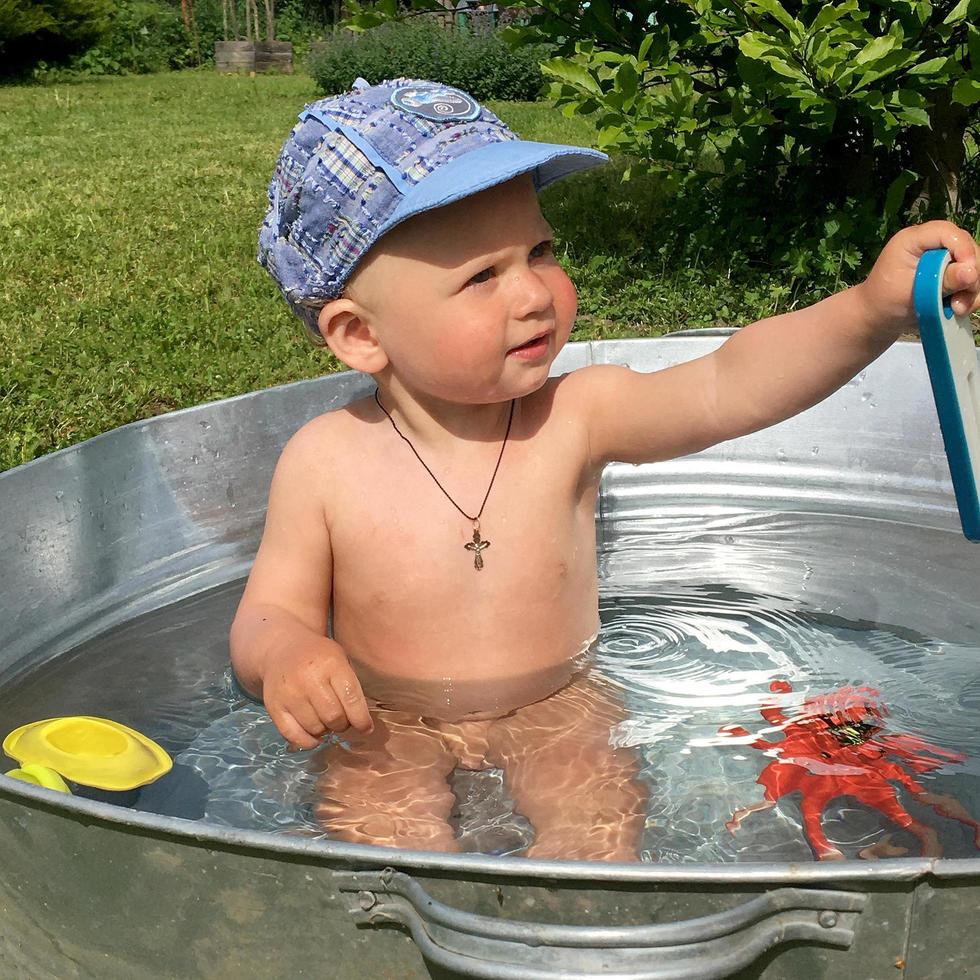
left=0, top=69, right=783, bottom=472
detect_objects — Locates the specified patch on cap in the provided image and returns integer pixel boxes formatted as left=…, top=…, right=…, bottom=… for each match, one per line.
left=390, top=84, right=480, bottom=123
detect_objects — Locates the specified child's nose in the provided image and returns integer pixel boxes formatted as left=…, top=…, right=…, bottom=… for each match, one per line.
left=510, top=266, right=554, bottom=318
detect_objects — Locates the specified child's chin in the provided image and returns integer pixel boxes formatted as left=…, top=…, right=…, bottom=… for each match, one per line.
left=510, top=366, right=554, bottom=398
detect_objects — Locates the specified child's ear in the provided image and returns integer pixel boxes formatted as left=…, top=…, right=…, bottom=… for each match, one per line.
left=318, top=299, right=389, bottom=374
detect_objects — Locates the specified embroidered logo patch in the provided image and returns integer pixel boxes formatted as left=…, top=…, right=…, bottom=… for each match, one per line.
left=390, top=85, right=480, bottom=123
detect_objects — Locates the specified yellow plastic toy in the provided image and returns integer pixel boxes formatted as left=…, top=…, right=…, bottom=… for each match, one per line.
left=3, top=716, right=172, bottom=791
left=5, top=763, right=71, bottom=793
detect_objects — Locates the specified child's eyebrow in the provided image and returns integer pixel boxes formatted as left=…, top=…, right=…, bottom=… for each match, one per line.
left=459, top=228, right=555, bottom=265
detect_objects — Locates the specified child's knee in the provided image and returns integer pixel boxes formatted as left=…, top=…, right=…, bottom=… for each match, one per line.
left=315, top=774, right=459, bottom=849
left=313, top=717, right=462, bottom=849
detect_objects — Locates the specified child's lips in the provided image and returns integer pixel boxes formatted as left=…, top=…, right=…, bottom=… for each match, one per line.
left=507, top=330, right=552, bottom=359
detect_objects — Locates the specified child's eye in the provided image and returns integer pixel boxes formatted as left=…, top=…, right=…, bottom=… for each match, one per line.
left=468, top=267, right=494, bottom=286
left=465, top=241, right=553, bottom=288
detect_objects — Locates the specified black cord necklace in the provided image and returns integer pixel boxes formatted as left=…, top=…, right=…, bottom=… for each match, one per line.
left=374, top=388, right=516, bottom=570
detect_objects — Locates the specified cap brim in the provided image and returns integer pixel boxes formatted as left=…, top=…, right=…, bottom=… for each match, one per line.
left=383, top=139, right=608, bottom=233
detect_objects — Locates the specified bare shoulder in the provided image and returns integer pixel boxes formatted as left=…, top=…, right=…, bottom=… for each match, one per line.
left=275, top=394, right=376, bottom=485
left=517, top=367, right=641, bottom=436
left=283, top=394, right=374, bottom=452
left=519, top=371, right=583, bottom=426
left=527, top=365, right=635, bottom=420
left=549, top=364, right=634, bottom=400
left=517, top=370, right=620, bottom=478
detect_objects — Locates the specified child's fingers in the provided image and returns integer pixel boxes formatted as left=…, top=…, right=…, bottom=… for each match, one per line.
left=307, top=680, right=352, bottom=733
left=918, top=220, right=978, bottom=267
left=942, top=256, right=979, bottom=303
left=269, top=704, right=322, bottom=751
left=948, top=287, right=980, bottom=317
left=331, top=671, right=374, bottom=734
left=943, top=264, right=980, bottom=316
left=924, top=222, right=980, bottom=314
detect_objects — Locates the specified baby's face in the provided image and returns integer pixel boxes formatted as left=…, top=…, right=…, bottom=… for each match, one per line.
left=347, top=174, right=577, bottom=405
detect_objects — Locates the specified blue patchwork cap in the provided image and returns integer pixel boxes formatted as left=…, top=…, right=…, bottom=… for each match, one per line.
left=257, top=77, right=608, bottom=340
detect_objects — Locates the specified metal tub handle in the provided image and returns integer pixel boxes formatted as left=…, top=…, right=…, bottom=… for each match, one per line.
left=338, top=868, right=866, bottom=979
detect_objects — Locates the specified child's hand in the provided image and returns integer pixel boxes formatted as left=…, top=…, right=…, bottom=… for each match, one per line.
left=860, top=221, right=980, bottom=334
left=263, top=638, right=374, bottom=750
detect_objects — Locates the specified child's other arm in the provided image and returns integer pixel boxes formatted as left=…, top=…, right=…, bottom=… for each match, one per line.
left=230, top=426, right=373, bottom=748
left=578, top=221, right=980, bottom=466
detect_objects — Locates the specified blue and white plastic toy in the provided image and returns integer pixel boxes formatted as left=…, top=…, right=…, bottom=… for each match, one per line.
left=914, top=248, right=980, bottom=541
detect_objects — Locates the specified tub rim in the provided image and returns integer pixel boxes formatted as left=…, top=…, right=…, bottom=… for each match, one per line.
left=3, top=773, right=976, bottom=883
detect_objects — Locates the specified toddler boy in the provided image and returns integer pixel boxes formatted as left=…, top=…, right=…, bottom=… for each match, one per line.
left=231, top=77, right=979, bottom=859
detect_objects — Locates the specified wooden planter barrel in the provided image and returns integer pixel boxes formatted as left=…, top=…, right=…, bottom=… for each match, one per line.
left=255, top=41, right=293, bottom=73
left=215, top=40, right=293, bottom=74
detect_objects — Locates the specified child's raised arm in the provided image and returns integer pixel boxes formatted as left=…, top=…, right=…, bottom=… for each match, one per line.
left=230, top=427, right=373, bottom=748
left=577, top=221, right=980, bottom=467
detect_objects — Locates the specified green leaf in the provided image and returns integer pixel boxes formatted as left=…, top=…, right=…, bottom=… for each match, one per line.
left=883, top=169, right=917, bottom=220
left=897, top=106, right=931, bottom=126
left=638, top=33, right=654, bottom=63
left=540, top=57, right=603, bottom=96
left=942, top=0, right=973, bottom=25
left=808, top=30, right=836, bottom=70
left=748, top=107, right=778, bottom=126
left=616, top=61, right=639, bottom=101
left=736, top=52, right=770, bottom=88
left=748, top=0, right=800, bottom=38
left=738, top=33, right=777, bottom=61
left=766, top=57, right=810, bottom=83
left=499, top=25, right=539, bottom=48
left=810, top=1, right=859, bottom=32
left=854, top=34, right=898, bottom=66
left=969, top=26, right=980, bottom=71
left=641, top=33, right=669, bottom=66
left=907, top=57, right=950, bottom=77
left=596, top=124, right=623, bottom=150
left=738, top=33, right=812, bottom=84
left=952, top=78, right=980, bottom=105
left=896, top=89, right=928, bottom=108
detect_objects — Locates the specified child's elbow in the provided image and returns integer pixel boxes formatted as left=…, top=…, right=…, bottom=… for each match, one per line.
left=228, top=606, right=264, bottom=699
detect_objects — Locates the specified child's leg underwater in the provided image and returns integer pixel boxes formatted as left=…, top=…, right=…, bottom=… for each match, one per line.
left=314, top=710, right=461, bottom=851
left=485, top=671, right=647, bottom=861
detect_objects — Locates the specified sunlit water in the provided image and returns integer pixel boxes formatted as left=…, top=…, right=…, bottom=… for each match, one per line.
left=4, top=509, right=980, bottom=863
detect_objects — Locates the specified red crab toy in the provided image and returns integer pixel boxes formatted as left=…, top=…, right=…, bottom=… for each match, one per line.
left=721, top=680, right=980, bottom=860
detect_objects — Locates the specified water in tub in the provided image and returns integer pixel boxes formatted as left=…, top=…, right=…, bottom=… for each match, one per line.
left=4, top=506, right=980, bottom=862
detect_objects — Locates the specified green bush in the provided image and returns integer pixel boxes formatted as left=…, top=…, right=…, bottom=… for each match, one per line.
left=1, top=0, right=113, bottom=75
left=3, top=0, right=197, bottom=77
left=309, top=20, right=551, bottom=101
left=66, top=0, right=193, bottom=74
left=535, top=0, right=980, bottom=287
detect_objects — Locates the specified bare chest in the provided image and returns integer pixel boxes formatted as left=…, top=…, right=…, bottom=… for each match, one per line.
left=328, top=440, right=594, bottom=596
left=322, top=416, right=600, bottom=664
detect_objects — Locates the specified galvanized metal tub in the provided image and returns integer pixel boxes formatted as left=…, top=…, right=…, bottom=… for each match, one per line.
left=2, top=336, right=978, bottom=980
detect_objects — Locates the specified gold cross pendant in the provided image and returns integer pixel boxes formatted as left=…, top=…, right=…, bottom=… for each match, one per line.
left=464, top=522, right=490, bottom=570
